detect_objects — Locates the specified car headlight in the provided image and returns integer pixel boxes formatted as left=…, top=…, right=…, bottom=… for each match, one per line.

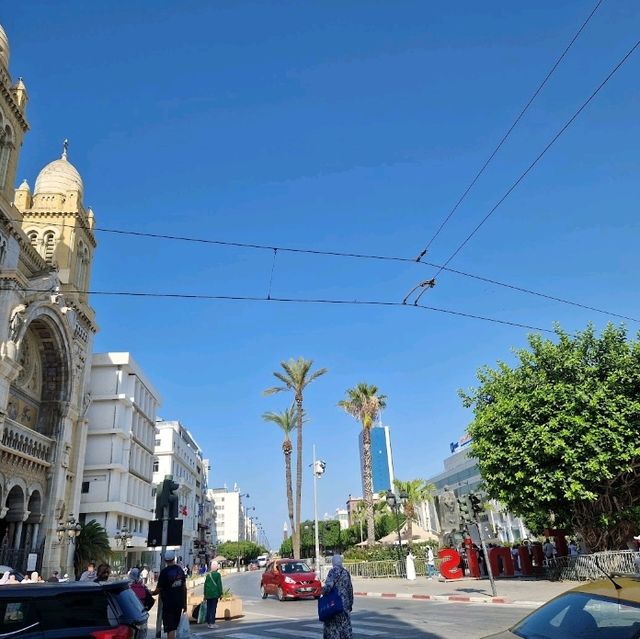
left=284, top=576, right=296, bottom=584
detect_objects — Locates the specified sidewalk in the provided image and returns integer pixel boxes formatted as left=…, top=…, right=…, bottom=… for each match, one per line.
left=351, top=575, right=578, bottom=607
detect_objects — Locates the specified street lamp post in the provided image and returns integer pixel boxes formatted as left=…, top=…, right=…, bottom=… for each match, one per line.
left=56, top=515, right=82, bottom=575
left=115, top=526, right=133, bottom=573
left=311, top=445, right=326, bottom=576
left=385, top=490, right=408, bottom=563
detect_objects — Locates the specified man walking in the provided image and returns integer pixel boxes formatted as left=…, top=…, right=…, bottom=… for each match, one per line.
left=153, top=550, right=186, bottom=639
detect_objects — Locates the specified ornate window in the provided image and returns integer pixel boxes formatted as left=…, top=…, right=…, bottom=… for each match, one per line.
left=76, top=241, right=90, bottom=289
left=27, top=230, right=38, bottom=249
left=0, top=121, right=13, bottom=190
left=43, top=231, right=56, bottom=265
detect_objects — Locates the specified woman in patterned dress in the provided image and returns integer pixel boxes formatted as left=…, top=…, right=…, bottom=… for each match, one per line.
left=321, top=554, right=354, bottom=639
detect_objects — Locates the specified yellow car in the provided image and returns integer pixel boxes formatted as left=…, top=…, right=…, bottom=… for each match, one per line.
left=484, top=576, right=640, bottom=639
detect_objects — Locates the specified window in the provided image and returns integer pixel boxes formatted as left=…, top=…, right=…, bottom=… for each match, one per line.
left=43, top=231, right=56, bottom=264
left=155, top=438, right=161, bottom=446
left=27, top=230, right=38, bottom=248
left=0, top=599, right=38, bottom=635
left=153, top=459, right=159, bottom=472
left=0, top=122, right=13, bottom=189
left=81, top=481, right=90, bottom=494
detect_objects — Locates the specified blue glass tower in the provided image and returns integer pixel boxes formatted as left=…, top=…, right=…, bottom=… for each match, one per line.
left=359, top=425, right=395, bottom=495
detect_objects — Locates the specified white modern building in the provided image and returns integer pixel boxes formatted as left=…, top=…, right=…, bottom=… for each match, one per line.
left=153, top=419, right=201, bottom=566
left=335, top=509, right=349, bottom=531
left=426, top=444, right=530, bottom=543
left=80, top=353, right=161, bottom=570
left=209, top=486, right=250, bottom=544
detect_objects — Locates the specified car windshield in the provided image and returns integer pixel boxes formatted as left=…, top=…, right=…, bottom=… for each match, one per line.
left=280, top=562, right=311, bottom=574
left=513, top=591, right=640, bottom=639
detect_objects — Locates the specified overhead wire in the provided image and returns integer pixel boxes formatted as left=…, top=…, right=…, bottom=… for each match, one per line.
left=17, top=217, right=640, bottom=323
left=415, top=0, right=605, bottom=258
left=12, top=286, right=557, bottom=334
left=429, top=37, right=640, bottom=281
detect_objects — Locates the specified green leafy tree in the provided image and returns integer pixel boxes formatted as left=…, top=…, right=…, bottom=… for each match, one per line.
left=393, top=478, right=435, bottom=548
left=74, top=520, right=111, bottom=579
left=262, top=404, right=298, bottom=548
left=338, top=383, right=387, bottom=546
left=217, top=541, right=266, bottom=563
left=460, top=323, right=640, bottom=551
left=264, top=358, right=327, bottom=559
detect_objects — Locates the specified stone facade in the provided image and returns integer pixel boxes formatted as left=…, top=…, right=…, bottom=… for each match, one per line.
left=0, top=23, right=97, bottom=576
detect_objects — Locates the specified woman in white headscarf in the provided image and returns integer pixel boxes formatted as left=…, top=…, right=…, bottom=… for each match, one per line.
left=0, top=571, right=10, bottom=585
left=321, top=554, right=354, bottom=639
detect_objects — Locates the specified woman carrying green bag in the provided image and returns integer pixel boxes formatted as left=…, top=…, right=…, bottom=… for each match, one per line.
left=204, top=560, right=223, bottom=629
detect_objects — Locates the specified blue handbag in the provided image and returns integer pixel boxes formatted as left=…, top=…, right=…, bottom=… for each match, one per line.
left=318, top=586, right=344, bottom=622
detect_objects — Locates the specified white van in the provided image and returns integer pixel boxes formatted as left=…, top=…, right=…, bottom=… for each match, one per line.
left=257, top=554, right=268, bottom=568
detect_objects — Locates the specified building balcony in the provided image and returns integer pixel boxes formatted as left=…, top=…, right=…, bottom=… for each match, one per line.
left=0, top=418, right=53, bottom=466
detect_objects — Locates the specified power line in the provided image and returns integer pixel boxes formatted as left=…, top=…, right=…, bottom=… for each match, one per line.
left=416, top=0, right=604, bottom=258
left=14, top=286, right=557, bottom=334
left=430, top=37, right=640, bottom=280
left=18, top=217, right=640, bottom=323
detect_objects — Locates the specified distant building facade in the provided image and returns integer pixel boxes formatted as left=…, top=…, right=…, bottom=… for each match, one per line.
left=359, top=425, right=395, bottom=495
left=209, top=486, right=248, bottom=543
left=80, top=353, right=161, bottom=569
left=153, top=419, right=200, bottom=565
left=426, top=447, right=530, bottom=543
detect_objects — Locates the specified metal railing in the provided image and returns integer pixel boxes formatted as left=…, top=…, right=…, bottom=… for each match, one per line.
left=544, top=550, right=640, bottom=581
left=343, top=559, right=432, bottom=579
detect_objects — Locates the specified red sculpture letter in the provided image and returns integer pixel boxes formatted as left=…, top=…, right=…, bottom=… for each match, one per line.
left=438, top=548, right=463, bottom=580
left=488, top=546, right=514, bottom=577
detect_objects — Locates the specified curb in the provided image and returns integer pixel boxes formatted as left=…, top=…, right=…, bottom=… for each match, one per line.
left=354, top=591, right=541, bottom=607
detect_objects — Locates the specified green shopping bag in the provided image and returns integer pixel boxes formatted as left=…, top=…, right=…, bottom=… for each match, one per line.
left=197, top=599, right=207, bottom=624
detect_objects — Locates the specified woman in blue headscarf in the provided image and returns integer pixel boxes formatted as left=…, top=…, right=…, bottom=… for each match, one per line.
left=321, top=554, right=354, bottom=639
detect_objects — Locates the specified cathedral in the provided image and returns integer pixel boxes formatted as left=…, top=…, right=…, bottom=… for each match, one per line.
left=0, top=23, right=97, bottom=575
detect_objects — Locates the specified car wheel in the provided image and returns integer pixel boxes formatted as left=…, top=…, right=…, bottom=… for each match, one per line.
left=277, top=587, right=286, bottom=601
left=260, top=584, right=268, bottom=599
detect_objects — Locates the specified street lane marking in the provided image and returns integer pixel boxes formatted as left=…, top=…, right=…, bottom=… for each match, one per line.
left=265, top=629, right=321, bottom=638
left=346, top=620, right=402, bottom=629
left=223, top=634, right=272, bottom=639
left=302, top=623, right=386, bottom=636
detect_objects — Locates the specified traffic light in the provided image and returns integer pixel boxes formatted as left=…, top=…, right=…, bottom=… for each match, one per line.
left=155, top=475, right=180, bottom=520
left=456, top=495, right=474, bottom=525
left=469, top=493, right=483, bottom=516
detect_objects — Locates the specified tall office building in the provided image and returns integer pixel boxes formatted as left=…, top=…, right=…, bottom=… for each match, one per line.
left=359, top=425, right=395, bottom=495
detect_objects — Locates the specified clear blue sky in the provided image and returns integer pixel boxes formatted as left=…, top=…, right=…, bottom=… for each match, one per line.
left=6, top=1, right=640, bottom=548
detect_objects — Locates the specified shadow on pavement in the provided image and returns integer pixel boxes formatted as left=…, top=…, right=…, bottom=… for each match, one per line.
left=191, top=607, right=448, bottom=638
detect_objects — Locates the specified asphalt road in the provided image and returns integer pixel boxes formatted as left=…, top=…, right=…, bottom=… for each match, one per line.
left=190, top=571, right=531, bottom=639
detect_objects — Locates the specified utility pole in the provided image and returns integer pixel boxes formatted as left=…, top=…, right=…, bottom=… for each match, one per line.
left=463, top=493, right=497, bottom=598
left=311, top=445, right=326, bottom=577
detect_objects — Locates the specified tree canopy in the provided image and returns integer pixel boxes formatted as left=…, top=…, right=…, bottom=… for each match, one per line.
left=74, top=520, right=111, bottom=579
left=216, top=541, right=266, bottom=563
left=460, top=324, right=640, bottom=551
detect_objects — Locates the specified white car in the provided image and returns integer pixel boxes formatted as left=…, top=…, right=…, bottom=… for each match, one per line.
left=257, top=555, right=268, bottom=568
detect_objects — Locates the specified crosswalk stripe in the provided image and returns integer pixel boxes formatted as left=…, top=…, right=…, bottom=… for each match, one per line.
left=303, top=621, right=393, bottom=634
left=225, top=633, right=273, bottom=639
left=265, top=629, right=320, bottom=638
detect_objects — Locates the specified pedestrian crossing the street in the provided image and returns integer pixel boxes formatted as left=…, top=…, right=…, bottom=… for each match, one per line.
left=193, top=617, right=404, bottom=639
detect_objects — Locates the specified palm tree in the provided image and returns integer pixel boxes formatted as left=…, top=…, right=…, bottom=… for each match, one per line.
left=338, top=383, right=387, bottom=546
left=393, top=478, right=435, bottom=547
left=74, top=519, right=111, bottom=579
left=264, top=358, right=327, bottom=559
left=262, top=405, right=297, bottom=547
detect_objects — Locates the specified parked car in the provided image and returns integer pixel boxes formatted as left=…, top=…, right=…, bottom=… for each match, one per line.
left=483, top=575, right=640, bottom=639
left=0, top=565, right=25, bottom=582
left=0, top=579, right=149, bottom=638
left=260, top=559, right=321, bottom=601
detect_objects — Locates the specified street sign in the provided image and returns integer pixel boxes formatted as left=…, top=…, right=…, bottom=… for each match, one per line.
left=147, top=519, right=183, bottom=547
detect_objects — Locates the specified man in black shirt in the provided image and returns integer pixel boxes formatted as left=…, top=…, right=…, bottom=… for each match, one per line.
left=153, top=550, right=187, bottom=639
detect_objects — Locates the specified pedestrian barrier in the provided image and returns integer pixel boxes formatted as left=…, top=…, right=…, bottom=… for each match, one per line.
left=544, top=550, right=640, bottom=581
left=343, top=559, right=435, bottom=579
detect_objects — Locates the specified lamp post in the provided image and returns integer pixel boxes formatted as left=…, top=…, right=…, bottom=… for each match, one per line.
left=114, top=526, right=133, bottom=573
left=311, top=445, right=326, bottom=576
left=385, top=490, right=408, bottom=563
left=56, top=515, right=81, bottom=574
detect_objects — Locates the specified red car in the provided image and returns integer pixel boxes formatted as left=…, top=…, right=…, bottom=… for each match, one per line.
left=260, top=559, right=322, bottom=601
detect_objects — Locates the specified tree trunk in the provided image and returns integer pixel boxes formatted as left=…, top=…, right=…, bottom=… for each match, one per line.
left=294, top=394, right=303, bottom=559
left=284, top=450, right=295, bottom=545
left=362, top=425, right=376, bottom=545
left=406, top=504, right=414, bottom=549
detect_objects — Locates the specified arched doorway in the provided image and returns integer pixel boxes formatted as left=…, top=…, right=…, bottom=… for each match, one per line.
left=0, top=311, right=71, bottom=570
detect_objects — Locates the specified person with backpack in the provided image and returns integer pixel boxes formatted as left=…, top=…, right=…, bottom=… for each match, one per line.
left=152, top=550, right=187, bottom=639
left=321, top=554, right=354, bottom=639
left=203, top=560, right=223, bottom=629
left=129, top=568, right=155, bottom=611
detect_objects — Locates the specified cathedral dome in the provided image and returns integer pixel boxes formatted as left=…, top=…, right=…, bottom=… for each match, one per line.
left=0, top=24, right=9, bottom=70
left=33, top=145, right=83, bottom=196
